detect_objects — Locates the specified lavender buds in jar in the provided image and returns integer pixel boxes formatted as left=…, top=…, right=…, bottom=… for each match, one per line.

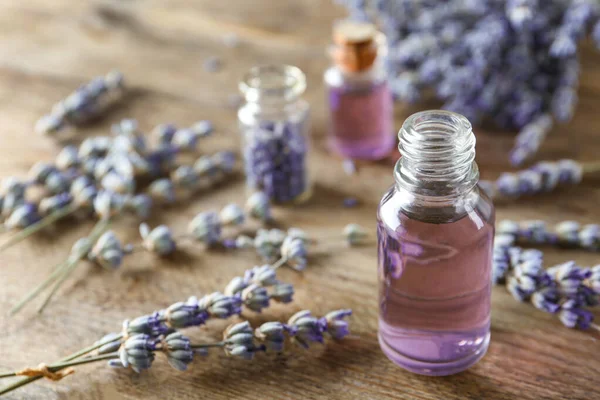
left=238, top=65, right=311, bottom=203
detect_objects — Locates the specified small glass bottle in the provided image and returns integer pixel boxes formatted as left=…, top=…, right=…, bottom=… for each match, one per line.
left=238, top=65, right=311, bottom=203
left=377, top=110, right=495, bottom=376
left=324, top=20, right=395, bottom=160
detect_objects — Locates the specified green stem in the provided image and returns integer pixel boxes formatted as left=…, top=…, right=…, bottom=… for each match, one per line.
left=271, top=257, right=288, bottom=270
left=36, top=219, right=110, bottom=314
left=9, top=260, right=69, bottom=316
left=0, top=204, right=78, bottom=253
left=0, top=353, right=118, bottom=379
left=190, top=342, right=225, bottom=349
left=0, top=333, right=124, bottom=395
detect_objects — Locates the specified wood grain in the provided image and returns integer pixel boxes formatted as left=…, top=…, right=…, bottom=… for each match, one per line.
left=0, top=1, right=599, bottom=399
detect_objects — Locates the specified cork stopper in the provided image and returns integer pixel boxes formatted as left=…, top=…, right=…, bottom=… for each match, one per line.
left=332, top=20, right=378, bottom=73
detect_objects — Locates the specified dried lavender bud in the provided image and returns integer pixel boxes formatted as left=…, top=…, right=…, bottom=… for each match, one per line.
left=95, top=332, right=123, bottom=355
left=224, top=276, right=249, bottom=297
left=547, top=261, right=591, bottom=297
left=590, top=265, right=600, bottom=294
left=28, top=163, right=56, bottom=186
left=4, top=203, right=39, bottom=230
left=56, top=145, right=80, bottom=170
left=171, top=165, right=200, bottom=190
left=240, top=284, right=270, bottom=312
left=213, top=151, right=236, bottom=175
left=559, top=299, right=593, bottom=330
left=249, top=265, right=278, bottom=287
left=254, top=322, right=286, bottom=352
left=343, top=197, right=359, bottom=207
left=124, top=312, right=169, bottom=336
left=190, top=120, right=213, bottom=138
left=324, top=309, right=352, bottom=340
left=555, top=221, right=581, bottom=246
left=1, top=193, right=25, bottom=219
left=243, top=121, right=308, bottom=203
left=245, top=192, right=271, bottom=222
left=287, top=228, right=308, bottom=242
left=93, top=190, right=125, bottom=220
left=111, top=119, right=147, bottom=154
left=481, top=159, right=583, bottom=199
left=118, top=334, right=156, bottom=373
left=197, top=292, right=241, bottom=319
left=219, top=203, right=245, bottom=226
left=343, top=223, right=367, bottom=246
left=254, top=229, right=285, bottom=261
left=287, top=310, right=326, bottom=348
left=280, top=236, right=307, bottom=271
left=188, top=211, right=222, bottom=245
left=35, top=114, right=65, bottom=135
left=172, top=129, right=200, bottom=152
left=125, top=194, right=152, bottom=220
left=531, top=286, right=561, bottom=314
left=153, top=123, right=177, bottom=146
left=509, top=114, right=553, bottom=166
left=224, top=321, right=258, bottom=360
left=519, top=220, right=549, bottom=244
left=579, top=224, right=600, bottom=250
left=39, top=193, right=73, bottom=217
left=234, top=235, right=254, bottom=249
left=101, top=172, right=135, bottom=194
left=147, top=178, right=176, bottom=204
left=270, top=283, right=294, bottom=304
left=163, top=296, right=209, bottom=328
left=44, top=171, right=71, bottom=195
left=163, top=331, right=195, bottom=371
left=140, top=223, right=176, bottom=256
left=88, top=231, right=125, bottom=269
left=79, top=137, right=112, bottom=160
left=71, top=237, right=92, bottom=258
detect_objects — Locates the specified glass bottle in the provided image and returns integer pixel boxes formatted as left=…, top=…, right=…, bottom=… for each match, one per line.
left=324, top=20, right=395, bottom=160
left=238, top=64, right=311, bottom=203
left=377, top=110, right=495, bottom=376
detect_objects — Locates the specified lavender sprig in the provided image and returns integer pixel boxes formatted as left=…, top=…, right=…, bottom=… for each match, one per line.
left=498, top=219, right=600, bottom=251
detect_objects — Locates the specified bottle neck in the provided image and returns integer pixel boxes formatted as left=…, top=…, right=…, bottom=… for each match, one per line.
left=394, top=110, right=479, bottom=205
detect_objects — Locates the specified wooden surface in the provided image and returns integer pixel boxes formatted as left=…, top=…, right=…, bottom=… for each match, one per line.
left=0, top=1, right=600, bottom=399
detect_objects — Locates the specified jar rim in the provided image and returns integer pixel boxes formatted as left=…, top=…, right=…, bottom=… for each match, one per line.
left=239, top=64, right=306, bottom=103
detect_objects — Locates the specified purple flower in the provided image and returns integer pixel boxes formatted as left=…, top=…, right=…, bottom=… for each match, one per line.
left=559, top=299, right=593, bottom=330
left=287, top=310, right=327, bottom=348
left=124, top=312, right=169, bottom=336
left=118, top=334, right=156, bottom=373
left=163, top=296, right=209, bottom=329
left=323, top=309, right=352, bottom=340
left=531, top=287, right=561, bottom=313
left=547, top=261, right=591, bottom=297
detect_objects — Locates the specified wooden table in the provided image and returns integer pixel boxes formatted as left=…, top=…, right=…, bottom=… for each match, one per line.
left=0, top=1, right=599, bottom=399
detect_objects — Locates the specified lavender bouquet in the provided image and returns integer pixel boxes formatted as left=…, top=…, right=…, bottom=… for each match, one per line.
left=338, top=0, right=600, bottom=165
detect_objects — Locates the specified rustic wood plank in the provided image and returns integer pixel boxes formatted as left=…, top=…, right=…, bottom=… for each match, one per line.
left=0, top=1, right=599, bottom=399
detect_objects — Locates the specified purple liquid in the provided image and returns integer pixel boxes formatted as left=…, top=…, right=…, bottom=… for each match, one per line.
left=377, top=189, right=494, bottom=375
left=327, top=80, right=394, bottom=160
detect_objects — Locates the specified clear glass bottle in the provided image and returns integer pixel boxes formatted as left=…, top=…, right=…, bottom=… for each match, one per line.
left=238, top=65, right=311, bottom=203
left=324, top=20, right=395, bottom=160
left=377, top=110, right=495, bottom=376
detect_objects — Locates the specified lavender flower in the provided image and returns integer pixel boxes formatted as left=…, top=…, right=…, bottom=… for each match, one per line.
left=547, top=261, right=591, bottom=297
left=280, top=236, right=307, bottom=271
left=125, top=194, right=152, bottom=220
left=531, top=287, right=561, bottom=313
left=234, top=235, right=254, bottom=249
left=38, top=193, right=73, bottom=217
left=323, top=309, right=352, bottom=340
left=223, top=321, right=259, bottom=360
left=287, top=310, right=327, bottom=348
left=56, top=145, right=80, bottom=170
left=249, top=265, right=278, bottom=287
left=4, top=204, right=39, bottom=230
left=88, top=231, right=126, bottom=269
left=197, top=292, right=242, bottom=319
left=93, top=191, right=125, bottom=220
left=270, top=283, right=294, bottom=304
left=188, top=211, right=222, bottom=245
left=590, top=265, right=600, bottom=294
left=499, top=219, right=600, bottom=251
left=254, top=229, right=285, bottom=261
left=147, top=178, right=176, bottom=205
left=140, top=223, right=176, bottom=256
left=163, top=296, right=209, bottom=329
left=245, top=192, right=271, bottom=222
left=579, top=224, right=600, bottom=250
left=163, top=332, right=194, bottom=371
left=219, top=203, right=245, bottom=226
left=124, top=312, right=169, bottom=336
left=240, top=284, right=270, bottom=312
left=171, top=165, right=200, bottom=190
left=343, top=223, right=368, bottom=246
left=254, top=322, right=287, bottom=352
left=559, top=299, right=594, bottom=329
left=118, top=334, right=156, bottom=373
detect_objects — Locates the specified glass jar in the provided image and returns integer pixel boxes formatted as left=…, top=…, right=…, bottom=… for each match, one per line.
left=377, top=110, right=495, bottom=376
left=238, top=65, right=311, bottom=203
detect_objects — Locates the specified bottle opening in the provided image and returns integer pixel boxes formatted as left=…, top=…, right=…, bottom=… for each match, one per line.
left=240, top=65, right=306, bottom=104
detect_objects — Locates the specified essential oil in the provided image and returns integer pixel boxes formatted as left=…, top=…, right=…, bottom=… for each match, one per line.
left=377, top=110, right=495, bottom=376
left=324, top=20, right=394, bottom=160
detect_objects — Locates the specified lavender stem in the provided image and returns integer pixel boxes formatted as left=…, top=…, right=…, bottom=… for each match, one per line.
left=0, top=204, right=78, bottom=253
